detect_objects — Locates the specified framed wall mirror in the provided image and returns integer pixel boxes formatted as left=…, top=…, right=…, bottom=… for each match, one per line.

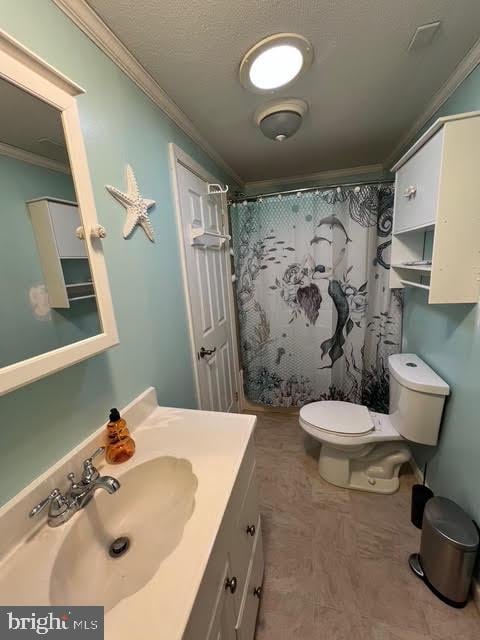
left=0, top=30, right=118, bottom=395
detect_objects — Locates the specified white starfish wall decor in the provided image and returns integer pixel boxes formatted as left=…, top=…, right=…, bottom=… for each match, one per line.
left=106, top=165, right=156, bottom=241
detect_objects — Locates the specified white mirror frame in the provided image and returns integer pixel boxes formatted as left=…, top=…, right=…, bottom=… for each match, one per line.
left=0, top=29, right=119, bottom=395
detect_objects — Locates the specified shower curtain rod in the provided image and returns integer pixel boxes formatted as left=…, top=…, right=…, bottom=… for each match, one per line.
left=231, top=178, right=394, bottom=202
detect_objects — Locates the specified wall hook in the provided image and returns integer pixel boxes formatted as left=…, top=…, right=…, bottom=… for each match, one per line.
left=208, top=183, right=229, bottom=195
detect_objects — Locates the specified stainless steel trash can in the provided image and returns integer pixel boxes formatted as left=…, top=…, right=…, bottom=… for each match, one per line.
left=409, top=497, right=479, bottom=607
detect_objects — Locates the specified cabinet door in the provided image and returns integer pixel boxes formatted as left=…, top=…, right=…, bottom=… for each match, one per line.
left=236, top=521, right=264, bottom=640
left=231, top=464, right=260, bottom=615
left=48, top=201, right=86, bottom=258
left=394, top=129, right=443, bottom=233
left=206, top=558, right=237, bottom=640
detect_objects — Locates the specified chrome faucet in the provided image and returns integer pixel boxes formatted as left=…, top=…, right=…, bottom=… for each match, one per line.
left=29, top=447, right=120, bottom=527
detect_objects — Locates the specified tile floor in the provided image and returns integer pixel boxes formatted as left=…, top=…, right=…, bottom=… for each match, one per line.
left=251, top=411, right=480, bottom=639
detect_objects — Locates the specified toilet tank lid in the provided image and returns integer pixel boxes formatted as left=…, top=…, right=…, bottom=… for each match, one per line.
left=388, top=354, right=450, bottom=396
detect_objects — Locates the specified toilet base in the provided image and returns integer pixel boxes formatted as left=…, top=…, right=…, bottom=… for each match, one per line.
left=318, top=441, right=411, bottom=494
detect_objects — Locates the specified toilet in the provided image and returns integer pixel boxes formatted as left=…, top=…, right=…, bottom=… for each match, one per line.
left=299, top=354, right=450, bottom=494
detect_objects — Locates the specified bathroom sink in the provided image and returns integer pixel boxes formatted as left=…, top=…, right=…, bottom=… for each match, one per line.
left=50, top=456, right=197, bottom=611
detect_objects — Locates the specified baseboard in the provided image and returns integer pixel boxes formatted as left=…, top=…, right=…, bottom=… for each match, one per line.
left=408, top=457, right=425, bottom=484
left=472, top=578, right=480, bottom=614
left=242, top=397, right=299, bottom=414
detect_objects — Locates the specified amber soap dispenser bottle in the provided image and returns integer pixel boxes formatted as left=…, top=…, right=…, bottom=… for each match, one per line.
left=105, top=407, right=135, bottom=464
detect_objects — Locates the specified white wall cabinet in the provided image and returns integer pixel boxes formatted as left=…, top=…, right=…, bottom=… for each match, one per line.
left=390, top=111, right=480, bottom=304
left=183, top=439, right=264, bottom=640
left=28, top=198, right=95, bottom=308
left=47, top=200, right=87, bottom=258
left=393, top=129, right=443, bottom=235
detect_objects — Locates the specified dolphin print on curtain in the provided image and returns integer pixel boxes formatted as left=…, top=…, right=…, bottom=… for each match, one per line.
left=231, top=184, right=403, bottom=411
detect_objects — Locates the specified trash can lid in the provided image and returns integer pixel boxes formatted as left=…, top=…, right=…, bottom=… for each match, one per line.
left=424, top=497, right=479, bottom=551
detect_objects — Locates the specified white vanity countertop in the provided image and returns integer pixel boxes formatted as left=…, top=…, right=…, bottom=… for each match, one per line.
left=0, top=393, right=256, bottom=640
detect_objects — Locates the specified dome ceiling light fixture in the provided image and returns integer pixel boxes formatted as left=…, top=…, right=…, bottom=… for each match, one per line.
left=239, top=33, right=314, bottom=94
left=254, top=99, right=308, bottom=142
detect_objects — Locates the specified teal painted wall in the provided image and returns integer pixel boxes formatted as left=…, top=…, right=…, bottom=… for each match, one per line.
left=0, top=0, right=235, bottom=505
left=402, top=64, right=480, bottom=528
left=0, top=155, right=101, bottom=368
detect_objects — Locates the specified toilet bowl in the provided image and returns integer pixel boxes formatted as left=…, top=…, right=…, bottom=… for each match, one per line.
left=299, top=354, right=450, bottom=494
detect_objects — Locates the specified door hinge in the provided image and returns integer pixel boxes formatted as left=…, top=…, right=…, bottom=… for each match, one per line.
left=235, top=391, right=238, bottom=401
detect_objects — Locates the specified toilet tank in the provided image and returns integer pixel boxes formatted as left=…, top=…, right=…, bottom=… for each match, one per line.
left=388, top=354, right=450, bottom=445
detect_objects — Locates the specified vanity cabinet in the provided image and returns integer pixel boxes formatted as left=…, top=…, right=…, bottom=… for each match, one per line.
left=390, top=111, right=480, bottom=304
left=235, top=526, right=264, bottom=640
left=28, top=198, right=95, bottom=308
left=183, top=438, right=264, bottom=640
left=206, top=559, right=238, bottom=640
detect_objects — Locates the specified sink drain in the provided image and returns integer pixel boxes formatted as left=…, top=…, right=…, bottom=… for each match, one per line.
left=109, top=536, right=130, bottom=558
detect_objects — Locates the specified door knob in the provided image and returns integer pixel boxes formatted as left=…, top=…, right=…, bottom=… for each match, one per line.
left=246, top=524, right=256, bottom=536
left=254, top=586, right=262, bottom=598
left=199, top=347, right=216, bottom=358
left=403, top=185, right=417, bottom=199
left=225, top=576, right=237, bottom=594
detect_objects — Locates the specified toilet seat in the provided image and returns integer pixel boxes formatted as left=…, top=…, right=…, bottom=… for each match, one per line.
left=300, top=401, right=374, bottom=436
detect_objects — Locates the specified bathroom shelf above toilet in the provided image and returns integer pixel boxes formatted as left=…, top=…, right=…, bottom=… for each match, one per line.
left=27, top=198, right=96, bottom=308
left=389, top=111, right=480, bottom=304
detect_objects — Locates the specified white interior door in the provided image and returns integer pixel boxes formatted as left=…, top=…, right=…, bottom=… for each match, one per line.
left=175, top=160, right=239, bottom=412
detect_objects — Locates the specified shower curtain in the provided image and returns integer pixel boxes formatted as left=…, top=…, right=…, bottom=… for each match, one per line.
left=231, top=184, right=402, bottom=412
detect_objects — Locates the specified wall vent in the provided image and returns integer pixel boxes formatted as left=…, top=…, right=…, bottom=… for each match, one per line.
left=408, top=22, right=441, bottom=52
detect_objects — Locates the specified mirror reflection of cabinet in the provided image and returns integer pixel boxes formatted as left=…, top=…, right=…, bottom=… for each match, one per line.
left=0, top=30, right=118, bottom=395
left=28, top=198, right=95, bottom=308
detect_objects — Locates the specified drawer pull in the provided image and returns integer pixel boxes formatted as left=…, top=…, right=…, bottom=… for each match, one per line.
left=403, top=185, right=417, bottom=199
left=225, top=576, right=237, bottom=594
left=253, top=586, right=262, bottom=599
left=246, top=524, right=256, bottom=537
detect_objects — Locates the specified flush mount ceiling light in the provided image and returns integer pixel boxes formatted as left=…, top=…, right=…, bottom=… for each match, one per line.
left=254, top=99, right=308, bottom=141
left=240, top=33, right=313, bottom=94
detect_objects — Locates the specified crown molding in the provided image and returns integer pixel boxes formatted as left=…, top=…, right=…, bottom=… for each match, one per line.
left=386, top=37, right=480, bottom=168
left=0, top=28, right=84, bottom=96
left=52, top=0, right=243, bottom=186
left=244, top=163, right=387, bottom=194
left=391, top=110, right=480, bottom=172
left=0, top=141, right=71, bottom=174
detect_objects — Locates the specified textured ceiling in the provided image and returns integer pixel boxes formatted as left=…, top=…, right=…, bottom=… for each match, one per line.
left=0, top=77, right=68, bottom=163
left=86, top=0, right=480, bottom=182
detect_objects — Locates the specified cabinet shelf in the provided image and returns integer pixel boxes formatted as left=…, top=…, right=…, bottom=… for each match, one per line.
left=392, top=264, right=432, bottom=273
left=393, top=222, right=435, bottom=236
left=399, top=279, right=430, bottom=291
left=66, top=281, right=95, bottom=303
left=66, top=281, right=93, bottom=288
left=67, top=294, right=96, bottom=302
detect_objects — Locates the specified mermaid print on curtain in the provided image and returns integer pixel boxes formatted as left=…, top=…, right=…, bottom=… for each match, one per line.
left=231, top=184, right=402, bottom=412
